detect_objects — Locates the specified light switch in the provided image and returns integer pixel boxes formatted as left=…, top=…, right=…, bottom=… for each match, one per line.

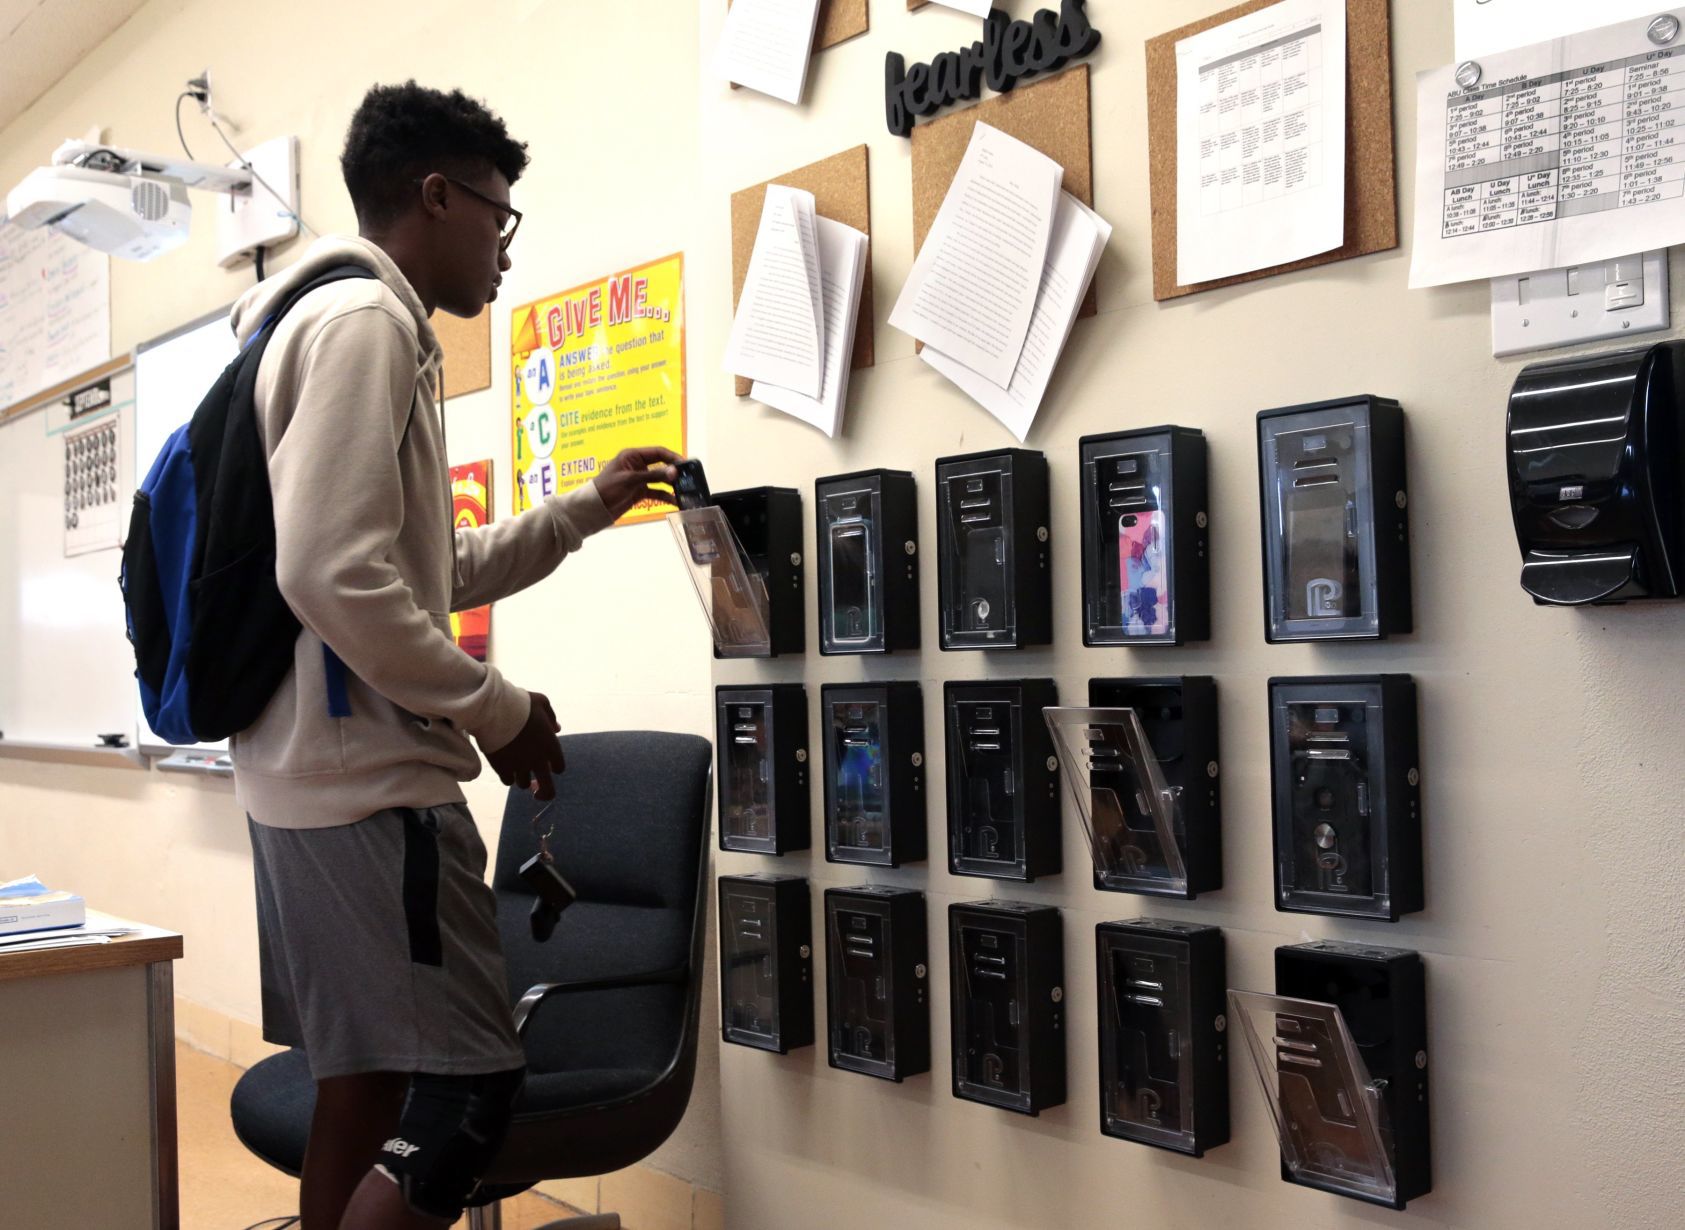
left=1491, top=251, right=1669, bottom=357
left=1605, top=257, right=1645, bottom=311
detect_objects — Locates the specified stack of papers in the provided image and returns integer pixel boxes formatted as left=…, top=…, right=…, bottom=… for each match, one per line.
left=0, top=873, right=86, bottom=936
left=715, top=0, right=824, bottom=105
left=0, top=923, right=140, bottom=955
left=727, top=184, right=869, bottom=438
left=891, top=123, right=1111, bottom=442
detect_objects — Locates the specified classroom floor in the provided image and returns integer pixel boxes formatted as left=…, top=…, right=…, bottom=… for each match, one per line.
left=177, top=1041, right=581, bottom=1229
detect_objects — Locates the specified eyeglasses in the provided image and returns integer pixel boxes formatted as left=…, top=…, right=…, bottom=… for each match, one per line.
left=416, top=175, right=522, bottom=250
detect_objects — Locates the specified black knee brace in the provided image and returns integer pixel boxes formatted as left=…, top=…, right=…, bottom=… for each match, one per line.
left=377, top=1065, right=527, bottom=1221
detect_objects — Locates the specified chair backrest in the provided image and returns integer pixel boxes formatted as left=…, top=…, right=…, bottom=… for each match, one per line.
left=488, top=729, right=713, bottom=1184
left=494, top=730, right=710, bottom=897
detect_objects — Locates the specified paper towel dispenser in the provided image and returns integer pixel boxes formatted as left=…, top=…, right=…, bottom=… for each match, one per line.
left=1507, top=340, right=1685, bottom=605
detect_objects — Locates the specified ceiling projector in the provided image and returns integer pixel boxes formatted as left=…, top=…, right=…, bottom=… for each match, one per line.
left=6, top=163, right=193, bottom=261
left=3, top=139, right=259, bottom=262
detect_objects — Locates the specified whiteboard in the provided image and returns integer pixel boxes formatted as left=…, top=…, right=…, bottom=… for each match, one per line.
left=133, top=306, right=237, bottom=754
left=0, top=227, right=111, bottom=413
left=0, top=368, right=137, bottom=748
left=135, top=306, right=236, bottom=484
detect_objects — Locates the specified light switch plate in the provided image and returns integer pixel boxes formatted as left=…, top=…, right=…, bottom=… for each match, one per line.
left=1491, top=251, right=1669, bottom=357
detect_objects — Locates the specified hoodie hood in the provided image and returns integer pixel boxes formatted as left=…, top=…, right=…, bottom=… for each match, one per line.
left=230, top=234, right=439, bottom=367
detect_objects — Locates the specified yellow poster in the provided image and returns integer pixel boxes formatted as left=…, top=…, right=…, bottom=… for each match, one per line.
left=510, top=253, right=686, bottom=525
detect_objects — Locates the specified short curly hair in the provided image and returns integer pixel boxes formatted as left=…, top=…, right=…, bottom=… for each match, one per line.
left=341, top=81, right=529, bottom=229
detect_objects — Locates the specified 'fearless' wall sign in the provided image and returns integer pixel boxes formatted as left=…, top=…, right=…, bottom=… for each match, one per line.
left=885, top=1, right=1101, bottom=137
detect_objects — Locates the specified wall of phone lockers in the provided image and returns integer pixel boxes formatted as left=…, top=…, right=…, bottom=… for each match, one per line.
left=935, top=449, right=1052, bottom=650
left=711, top=405, right=1434, bottom=1208
left=1230, top=941, right=1431, bottom=1210
left=1079, top=427, right=1209, bottom=646
left=820, top=682, right=925, bottom=867
left=1268, top=675, right=1422, bottom=922
left=824, top=885, right=929, bottom=1081
left=948, top=900, right=1064, bottom=1114
left=1083, top=676, right=1221, bottom=898
left=713, top=486, right=805, bottom=656
left=943, top=679, right=1060, bottom=882
left=716, top=684, right=809, bottom=855
left=718, top=875, right=813, bottom=1054
left=1256, top=397, right=1412, bottom=643
left=815, top=468, right=921, bottom=655
left=1096, top=918, right=1227, bottom=1157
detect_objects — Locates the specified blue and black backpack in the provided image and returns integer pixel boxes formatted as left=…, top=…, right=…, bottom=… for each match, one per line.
left=120, top=265, right=375, bottom=746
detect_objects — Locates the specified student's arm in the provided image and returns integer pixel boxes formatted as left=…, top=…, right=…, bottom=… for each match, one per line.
left=450, top=484, right=613, bottom=612
left=269, top=307, right=528, bottom=752
left=450, top=447, right=682, bottom=612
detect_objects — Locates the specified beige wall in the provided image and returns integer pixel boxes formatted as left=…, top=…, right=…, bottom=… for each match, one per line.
left=0, top=0, right=720, bottom=1196
left=696, top=3, right=1685, bottom=1230
left=5, top=2, right=1685, bottom=1228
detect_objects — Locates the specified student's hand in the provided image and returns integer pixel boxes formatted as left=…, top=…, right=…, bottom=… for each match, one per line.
left=484, top=692, right=566, bottom=799
left=593, top=446, right=683, bottom=519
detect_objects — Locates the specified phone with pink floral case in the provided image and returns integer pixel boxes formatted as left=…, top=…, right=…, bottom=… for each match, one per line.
left=1118, top=510, right=1167, bottom=636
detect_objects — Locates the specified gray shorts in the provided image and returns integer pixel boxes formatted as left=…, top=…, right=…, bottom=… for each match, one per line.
left=247, top=802, right=526, bottom=1081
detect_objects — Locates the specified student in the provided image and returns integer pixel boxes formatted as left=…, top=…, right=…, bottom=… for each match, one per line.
left=231, top=81, right=679, bottom=1229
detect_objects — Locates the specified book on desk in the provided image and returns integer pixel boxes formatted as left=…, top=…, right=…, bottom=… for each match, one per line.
left=0, top=875, right=86, bottom=936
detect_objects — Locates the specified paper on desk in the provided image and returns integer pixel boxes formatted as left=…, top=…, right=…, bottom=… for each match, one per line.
left=725, top=185, right=826, bottom=398
left=752, top=216, right=869, bottom=438
left=0, top=874, right=50, bottom=897
left=0, top=932, right=115, bottom=954
left=890, top=123, right=1062, bottom=388
left=0, top=921, right=136, bottom=950
left=1409, top=13, right=1685, bottom=288
left=714, top=0, right=823, bottom=104
left=1454, top=0, right=1659, bottom=60
left=922, top=193, right=1111, bottom=442
left=1174, top=0, right=1347, bottom=286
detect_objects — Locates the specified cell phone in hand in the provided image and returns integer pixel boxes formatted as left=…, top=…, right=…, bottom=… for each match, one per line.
left=674, top=459, right=712, bottom=510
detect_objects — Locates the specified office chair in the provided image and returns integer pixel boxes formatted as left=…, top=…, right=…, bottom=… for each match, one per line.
left=229, top=730, right=715, bottom=1229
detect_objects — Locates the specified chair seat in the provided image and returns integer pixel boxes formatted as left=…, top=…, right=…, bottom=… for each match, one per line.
left=520, top=1066, right=666, bottom=1113
left=228, top=1047, right=670, bottom=1176
left=230, top=1048, right=314, bottom=1175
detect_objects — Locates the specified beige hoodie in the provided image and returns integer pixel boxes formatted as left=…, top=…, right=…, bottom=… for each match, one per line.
left=230, top=235, right=612, bottom=828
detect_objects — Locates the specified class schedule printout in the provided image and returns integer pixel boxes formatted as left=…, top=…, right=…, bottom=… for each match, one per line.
left=1412, top=11, right=1685, bottom=286
left=1174, top=0, right=1347, bottom=285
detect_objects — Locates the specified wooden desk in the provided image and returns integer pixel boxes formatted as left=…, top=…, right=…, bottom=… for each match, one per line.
left=0, top=912, right=183, bottom=1229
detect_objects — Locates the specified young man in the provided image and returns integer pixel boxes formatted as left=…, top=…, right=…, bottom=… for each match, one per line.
left=231, top=82, right=680, bottom=1229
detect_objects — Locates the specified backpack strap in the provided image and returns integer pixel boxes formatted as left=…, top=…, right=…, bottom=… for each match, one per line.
left=243, top=264, right=380, bottom=723
left=322, top=645, right=353, bottom=719
left=252, top=263, right=380, bottom=343
left=242, top=262, right=380, bottom=717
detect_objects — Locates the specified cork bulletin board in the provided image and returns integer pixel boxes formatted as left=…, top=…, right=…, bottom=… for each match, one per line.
left=729, top=144, right=874, bottom=397
left=813, top=0, right=869, bottom=49
left=434, top=307, right=492, bottom=398
left=908, top=63, right=1096, bottom=337
left=1145, top=0, right=1397, bottom=302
